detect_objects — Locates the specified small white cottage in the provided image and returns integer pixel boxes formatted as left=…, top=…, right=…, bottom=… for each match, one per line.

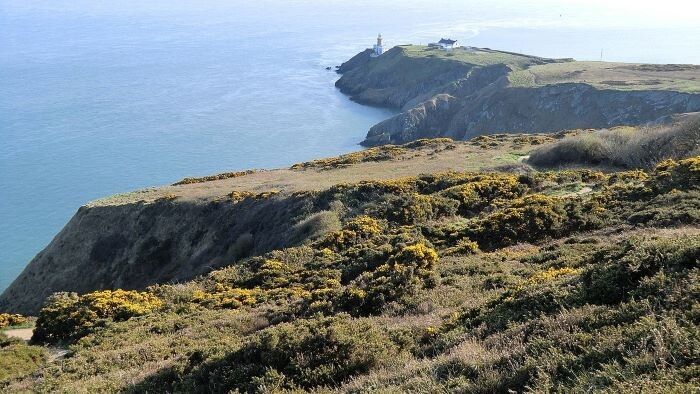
left=437, top=38, right=459, bottom=50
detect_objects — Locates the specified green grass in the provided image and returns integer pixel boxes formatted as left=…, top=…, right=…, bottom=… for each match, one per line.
left=0, top=333, right=47, bottom=383
left=509, top=61, right=700, bottom=93
left=398, top=45, right=558, bottom=69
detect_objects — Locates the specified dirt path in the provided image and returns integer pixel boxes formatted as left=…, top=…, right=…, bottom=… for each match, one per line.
left=3, top=327, right=69, bottom=360
left=3, top=327, right=33, bottom=341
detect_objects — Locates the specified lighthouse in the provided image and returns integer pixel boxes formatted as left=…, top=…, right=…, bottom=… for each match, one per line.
left=371, top=33, right=383, bottom=57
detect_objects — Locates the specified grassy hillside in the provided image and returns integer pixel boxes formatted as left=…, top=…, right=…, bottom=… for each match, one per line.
left=2, top=134, right=700, bottom=392
left=398, top=45, right=562, bottom=69
left=509, top=61, right=700, bottom=93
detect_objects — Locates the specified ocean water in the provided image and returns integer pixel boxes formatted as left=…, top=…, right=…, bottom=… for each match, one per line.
left=1, top=0, right=699, bottom=293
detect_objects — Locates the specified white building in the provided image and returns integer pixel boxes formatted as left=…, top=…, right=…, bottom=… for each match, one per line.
left=371, top=33, right=383, bottom=57
left=437, top=38, right=459, bottom=50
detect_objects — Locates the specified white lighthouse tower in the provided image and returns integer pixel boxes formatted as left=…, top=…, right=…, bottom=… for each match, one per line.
left=371, top=33, right=383, bottom=57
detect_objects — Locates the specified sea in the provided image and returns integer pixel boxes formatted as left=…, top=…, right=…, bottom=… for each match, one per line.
left=1, top=0, right=699, bottom=292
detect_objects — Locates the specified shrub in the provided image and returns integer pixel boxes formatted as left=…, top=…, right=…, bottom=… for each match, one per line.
left=229, top=190, right=279, bottom=202
left=246, top=259, right=297, bottom=289
left=291, top=210, right=342, bottom=242
left=378, top=193, right=458, bottom=224
left=581, top=235, right=700, bottom=305
left=191, top=285, right=259, bottom=309
left=0, top=313, right=27, bottom=328
left=455, top=235, right=700, bottom=338
left=528, top=133, right=608, bottom=166
left=347, top=243, right=439, bottom=314
left=626, top=190, right=700, bottom=226
left=528, top=118, right=700, bottom=169
left=229, top=190, right=256, bottom=202
left=321, top=215, right=383, bottom=250
left=33, top=290, right=163, bottom=344
left=291, top=145, right=406, bottom=170
left=0, top=336, right=47, bottom=382
left=650, top=156, right=700, bottom=192
left=180, top=315, right=401, bottom=392
left=441, top=174, right=527, bottom=215
left=173, top=170, right=257, bottom=185
left=468, top=194, right=569, bottom=250
left=445, top=239, right=481, bottom=255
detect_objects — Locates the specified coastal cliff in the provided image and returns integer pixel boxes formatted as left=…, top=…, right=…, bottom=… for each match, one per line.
left=337, top=45, right=700, bottom=145
left=0, top=193, right=314, bottom=315
left=4, top=130, right=700, bottom=392
left=0, top=138, right=514, bottom=315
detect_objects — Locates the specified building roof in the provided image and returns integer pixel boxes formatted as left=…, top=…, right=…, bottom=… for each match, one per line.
left=438, top=38, right=457, bottom=45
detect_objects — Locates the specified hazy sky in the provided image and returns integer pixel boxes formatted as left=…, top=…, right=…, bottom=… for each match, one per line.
left=3, top=0, right=699, bottom=62
left=2, top=0, right=699, bottom=27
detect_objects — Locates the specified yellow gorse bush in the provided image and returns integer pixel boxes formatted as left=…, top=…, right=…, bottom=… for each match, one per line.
left=502, top=267, right=583, bottom=303
left=322, top=215, right=383, bottom=250
left=473, top=194, right=568, bottom=248
left=343, top=243, right=440, bottom=313
left=291, top=145, right=406, bottom=170
left=33, top=289, right=163, bottom=344
left=442, top=174, right=525, bottom=214
left=191, top=285, right=259, bottom=309
left=173, top=169, right=257, bottom=185
left=446, top=239, right=480, bottom=255
left=345, top=215, right=382, bottom=235
left=526, top=267, right=583, bottom=286
left=0, top=313, right=28, bottom=328
left=651, top=156, right=700, bottom=191
left=229, top=189, right=280, bottom=202
left=79, top=289, right=163, bottom=320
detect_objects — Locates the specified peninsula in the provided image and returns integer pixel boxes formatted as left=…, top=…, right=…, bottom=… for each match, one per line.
left=336, top=45, right=700, bottom=146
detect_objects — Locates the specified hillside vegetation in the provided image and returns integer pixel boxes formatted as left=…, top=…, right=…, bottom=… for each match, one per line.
left=0, top=135, right=560, bottom=316
left=509, top=61, right=700, bottom=93
left=336, top=45, right=700, bottom=146
left=528, top=115, right=700, bottom=169
left=2, top=137, right=700, bottom=392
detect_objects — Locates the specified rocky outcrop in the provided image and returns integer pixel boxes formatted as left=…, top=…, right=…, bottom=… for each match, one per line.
left=337, top=46, right=700, bottom=146
left=363, top=94, right=459, bottom=146
left=336, top=46, right=483, bottom=109
left=337, top=48, right=373, bottom=74
left=364, top=64, right=514, bottom=145
left=446, top=83, right=700, bottom=140
left=0, top=195, right=313, bottom=315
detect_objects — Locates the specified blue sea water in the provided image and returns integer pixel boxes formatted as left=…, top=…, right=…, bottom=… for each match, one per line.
left=1, top=0, right=699, bottom=292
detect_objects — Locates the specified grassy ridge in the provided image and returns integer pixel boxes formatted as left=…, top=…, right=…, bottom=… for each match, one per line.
left=398, top=45, right=560, bottom=69
left=509, top=61, right=700, bottom=93
left=3, top=148, right=700, bottom=392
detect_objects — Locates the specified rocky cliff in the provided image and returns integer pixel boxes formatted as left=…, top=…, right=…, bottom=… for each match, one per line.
left=0, top=194, right=314, bottom=315
left=0, top=138, right=521, bottom=315
left=337, top=45, right=700, bottom=145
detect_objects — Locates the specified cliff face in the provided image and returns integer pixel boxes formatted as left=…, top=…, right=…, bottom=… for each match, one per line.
left=1, top=136, right=556, bottom=315
left=336, top=46, right=480, bottom=109
left=362, top=64, right=514, bottom=145
left=446, top=83, right=700, bottom=140
left=0, top=195, right=313, bottom=315
left=337, top=45, right=700, bottom=145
